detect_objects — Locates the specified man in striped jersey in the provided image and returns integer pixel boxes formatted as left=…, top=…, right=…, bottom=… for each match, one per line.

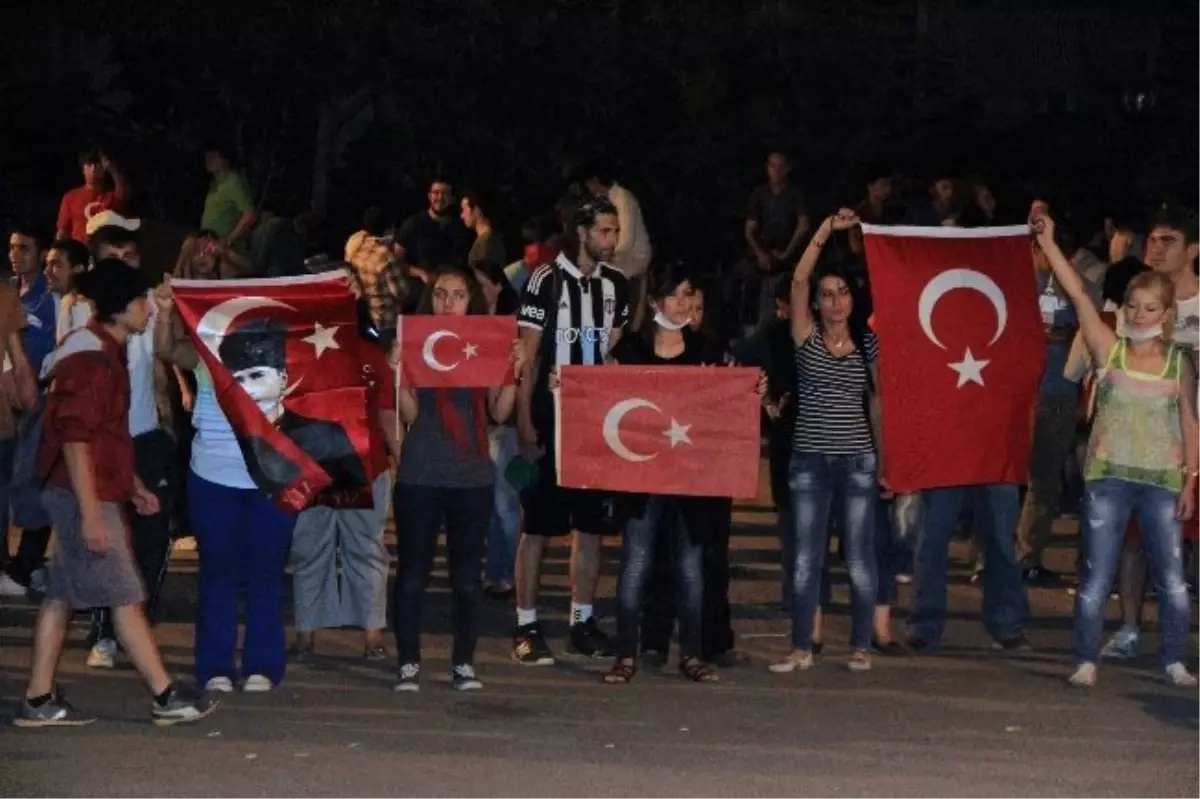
left=511, top=196, right=632, bottom=665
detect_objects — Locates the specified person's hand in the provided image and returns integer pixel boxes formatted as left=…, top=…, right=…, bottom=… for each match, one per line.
left=756, top=370, right=769, bottom=398
left=517, top=418, right=544, bottom=461
left=82, top=509, right=110, bottom=553
left=510, top=339, right=528, bottom=381
left=100, top=152, right=113, bottom=171
left=1030, top=211, right=1056, bottom=250
left=181, top=389, right=195, bottom=413
left=878, top=473, right=895, bottom=500
left=755, top=250, right=772, bottom=272
left=153, top=279, right=174, bottom=314
left=1176, top=485, right=1196, bottom=521
left=132, top=484, right=161, bottom=516
left=828, top=208, right=861, bottom=231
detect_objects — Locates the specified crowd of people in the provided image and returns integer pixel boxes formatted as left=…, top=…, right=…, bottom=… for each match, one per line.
left=0, top=144, right=1197, bottom=728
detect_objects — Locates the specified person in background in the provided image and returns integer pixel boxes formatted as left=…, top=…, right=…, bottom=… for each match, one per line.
left=1032, top=213, right=1197, bottom=688
left=474, top=258, right=522, bottom=600
left=250, top=205, right=308, bottom=278
left=391, top=264, right=526, bottom=691
left=345, top=206, right=404, bottom=347
left=44, top=239, right=92, bottom=345
left=505, top=215, right=560, bottom=297
left=603, top=261, right=745, bottom=685
left=849, top=164, right=904, bottom=256
left=154, top=283, right=297, bottom=694
left=175, top=230, right=252, bottom=281
left=15, top=260, right=213, bottom=727
left=462, top=188, right=507, bottom=271
left=56, top=147, right=131, bottom=244
left=770, top=209, right=883, bottom=674
left=0, top=270, right=38, bottom=598
left=583, top=161, right=653, bottom=328
left=396, top=177, right=471, bottom=273
left=737, top=151, right=809, bottom=332
left=907, top=171, right=959, bottom=227
left=289, top=330, right=399, bottom=662
left=201, top=145, right=256, bottom=252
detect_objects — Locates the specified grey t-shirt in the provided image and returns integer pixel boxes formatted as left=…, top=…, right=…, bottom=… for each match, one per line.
left=397, top=389, right=494, bottom=487
left=468, top=230, right=507, bottom=271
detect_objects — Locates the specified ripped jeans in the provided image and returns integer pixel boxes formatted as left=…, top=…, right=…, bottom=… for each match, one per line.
left=1072, top=478, right=1191, bottom=667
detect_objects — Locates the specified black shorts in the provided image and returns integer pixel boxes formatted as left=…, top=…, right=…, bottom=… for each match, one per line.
left=519, top=442, right=615, bottom=537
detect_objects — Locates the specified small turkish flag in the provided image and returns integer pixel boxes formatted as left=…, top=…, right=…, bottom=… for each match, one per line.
left=862, top=224, right=1045, bottom=492
left=556, top=365, right=761, bottom=498
left=399, top=315, right=516, bottom=388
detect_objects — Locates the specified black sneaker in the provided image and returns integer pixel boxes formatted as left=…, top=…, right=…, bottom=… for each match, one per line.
left=1021, top=566, right=1063, bottom=587
left=568, top=618, right=614, bottom=659
left=512, top=623, right=555, bottom=666
left=452, top=663, right=483, bottom=691
left=13, top=687, right=97, bottom=728
left=394, top=662, right=420, bottom=692
left=993, top=633, right=1034, bottom=652
left=152, top=683, right=217, bottom=727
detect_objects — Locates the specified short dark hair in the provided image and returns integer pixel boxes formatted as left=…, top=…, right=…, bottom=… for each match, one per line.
left=461, top=188, right=498, bottom=222
left=48, top=238, right=91, bottom=269
left=87, top=226, right=138, bottom=261
left=521, top=215, right=559, bottom=246
left=1150, top=206, right=1199, bottom=244
left=429, top=175, right=453, bottom=191
left=79, top=146, right=103, bottom=166
left=1102, top=257, right=1149, bottom=307
left=8, top=223, right=45, bottom=249
left=582, top=158, right=616, bottom=188
left=362, top=206, right=389, bottom=237
left=74, top=259, right=151, bottom=321
left=219, top=318, right=288, bottom=374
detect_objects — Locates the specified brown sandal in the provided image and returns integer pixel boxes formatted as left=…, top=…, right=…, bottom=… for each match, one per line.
left=603, top=659, right=637, bottom=685
left=679, top=657, right=720, bottom=683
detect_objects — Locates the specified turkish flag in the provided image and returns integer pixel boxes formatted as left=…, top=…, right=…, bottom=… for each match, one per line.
left=862, top=224, right=1044, bottom=492
left=399, top=315, right=516, bottom=388
left=173, top=273, right=377, bottom=512
left=556, top=365, right=760, bottom=498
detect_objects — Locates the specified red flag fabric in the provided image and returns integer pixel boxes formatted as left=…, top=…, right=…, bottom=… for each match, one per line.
left=173, top=273, right=377, bottom=512
left=862, top=224, right=1044, bottom=492
left=556, top=365, right=760, bottom=498
left=399, top=315, right=516, bottom=388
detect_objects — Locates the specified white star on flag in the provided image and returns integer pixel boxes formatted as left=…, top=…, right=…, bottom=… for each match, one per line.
left=462, top=342, right=479, bottom=359
left=302, top=323, right=341, bottom=358
left=948, top=347, right=990, bottom=388
left=662, top=418, right=692, bottom=448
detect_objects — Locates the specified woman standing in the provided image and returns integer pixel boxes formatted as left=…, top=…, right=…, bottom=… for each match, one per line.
left=1032, top=214, right=1197, bottom=688
left=771, top=209, right=884, bottom=674
left=155, top=285, right=297, bottom=694
left=602, top=261, right=757, bottom=685
left=392, top=264, right=525, bottom=692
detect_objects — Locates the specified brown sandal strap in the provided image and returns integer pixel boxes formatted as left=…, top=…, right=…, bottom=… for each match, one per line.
left=679, top=658, right=719, bottom=683
left=603, top=660, right=637, bottom=684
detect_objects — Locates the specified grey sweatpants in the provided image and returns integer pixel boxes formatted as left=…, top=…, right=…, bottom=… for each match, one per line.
left=290, top=474, right=391, bottom=632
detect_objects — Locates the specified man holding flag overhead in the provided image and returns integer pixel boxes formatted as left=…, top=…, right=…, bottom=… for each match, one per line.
left=861, top=220, right=1039, bottom=652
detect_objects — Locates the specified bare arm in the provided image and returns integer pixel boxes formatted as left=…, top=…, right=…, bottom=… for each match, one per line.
left=516, top=327, right=542, bottom=431
left=791, top=216, right=832, bottom=344
left=226, top=210, right=257, bottom=248
left=1032, top=215, right=1115, bottom=366
left=216, top=242, right=254, bottom=278
left=7, top=333, right=36, bottom=410
left=378, top=408, right=402, bottom=462
left=744, top=219, right=768, bottom=263
left=397, top=388, right=419, bottom=425
left=63, top=442, right=102, bottom=521
left=154, top=302, right=199, bottom=370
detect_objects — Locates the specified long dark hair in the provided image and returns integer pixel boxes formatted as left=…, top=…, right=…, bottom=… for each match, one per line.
left=810, top=258, right=875, bottom=392
left=417, top=264, right=491, bottom=316
left=474, top=258, right=521, bottom=315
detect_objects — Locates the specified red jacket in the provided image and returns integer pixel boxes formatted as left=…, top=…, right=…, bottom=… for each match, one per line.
left=37, top=322, right=135, bottom=502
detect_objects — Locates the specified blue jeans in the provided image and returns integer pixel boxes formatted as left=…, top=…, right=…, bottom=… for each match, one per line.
left=486, top=426, right=521, bottom=585
left=1072, top=479, right=1191, bottom=667
left=190, top=471, right=296, bottom=686
left=616, top=497, right=704, bottom=660
left=908, top=484, right=1028, bottom=646
left=789, top=452, right=878, bottom=652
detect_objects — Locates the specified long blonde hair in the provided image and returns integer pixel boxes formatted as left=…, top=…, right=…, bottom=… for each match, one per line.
left=173, top=232, right=221, bottom=280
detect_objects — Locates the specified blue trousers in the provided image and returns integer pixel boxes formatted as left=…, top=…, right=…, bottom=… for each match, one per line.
left=190, top=471, right=296, bottom=686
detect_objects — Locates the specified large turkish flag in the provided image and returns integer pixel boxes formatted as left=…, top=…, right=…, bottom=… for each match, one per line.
left=173, top=273, right=376, bottom=512
left=399, top=315, right=516, bottom=388
left=862, top=224, right=1044, bottom=492
left=556, top=365, right=761, bottom=498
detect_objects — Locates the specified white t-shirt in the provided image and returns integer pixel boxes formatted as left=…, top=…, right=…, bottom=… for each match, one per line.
left=1173, top=291, right=1199, bottom=354
left=608, top=183, right=652, bottom=280
left=46, top=291, right=159, bottom=436
left=190, top=363, right=255, bottom=489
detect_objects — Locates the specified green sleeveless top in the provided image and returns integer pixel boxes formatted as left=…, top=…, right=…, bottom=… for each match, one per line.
left=1084, top=340, right=1185, bottom=492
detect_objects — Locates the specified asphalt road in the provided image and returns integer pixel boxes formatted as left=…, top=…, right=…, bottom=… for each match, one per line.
left=1, top=479, right=1197, bottom=797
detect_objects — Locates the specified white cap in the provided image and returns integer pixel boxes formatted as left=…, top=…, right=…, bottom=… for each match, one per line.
left=85, top=209, right=141, bottom=238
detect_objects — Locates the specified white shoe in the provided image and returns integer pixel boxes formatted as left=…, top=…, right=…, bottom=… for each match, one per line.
left=0, top=573, right=27, bottom=598
left=86, top=638, right=117, bottom=669
left=242, top=674, right=274, bottom=693
left=452, top=664, right=483, bottom=691
left=1164, top=663, right=1198, bottom=688
left=848, top=651, right=872, bottom=672
left=768, top=651, right=814, bottom=674
left=205, top=677, right=234, bottom=693
left=28, top=568, right=48, bottom=595
left=1068, top=663, right=1098, bottom=688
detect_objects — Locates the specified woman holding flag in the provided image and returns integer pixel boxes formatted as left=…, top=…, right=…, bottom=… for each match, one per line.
left=1031, top=213, right=1198, bottom=689
left=391, top=264, right=526, bottom=692
left=771, top=209, right=884, bottom=675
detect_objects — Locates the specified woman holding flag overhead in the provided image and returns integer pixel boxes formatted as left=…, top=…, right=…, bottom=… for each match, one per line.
left=1031, top=213, right=1198, bottom=689
left=391, top=263, right=526, bottom=692
left=771, top=209, right=884, bottom=675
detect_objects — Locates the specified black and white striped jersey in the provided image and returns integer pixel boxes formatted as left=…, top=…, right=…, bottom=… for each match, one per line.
left=517, top=253, right=631, bottom=368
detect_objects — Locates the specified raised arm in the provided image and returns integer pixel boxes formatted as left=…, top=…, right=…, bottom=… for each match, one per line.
left=1031, top=214, right=1115, bottom=367
left=152, top=285, right=199, bottom=370
left=791, top=209, right=859, bottom=345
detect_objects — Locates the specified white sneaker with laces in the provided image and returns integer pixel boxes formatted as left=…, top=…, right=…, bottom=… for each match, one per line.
left=1164, top=663, right=1198, bottom=688
left=452, top=664, right=483, bottom=691
left=394, top=663, right=420, bottom=692
left=86, top=638, right=117, bottom=669
left=205, top=677, right=234, bottom=693
left=1068, top=663, right=1098, bottom=688
left=242, top=674, right=274, bottom=693
left=0, top=573, right=27, bottom=598
left=768, top=651, right=814, bottom=674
